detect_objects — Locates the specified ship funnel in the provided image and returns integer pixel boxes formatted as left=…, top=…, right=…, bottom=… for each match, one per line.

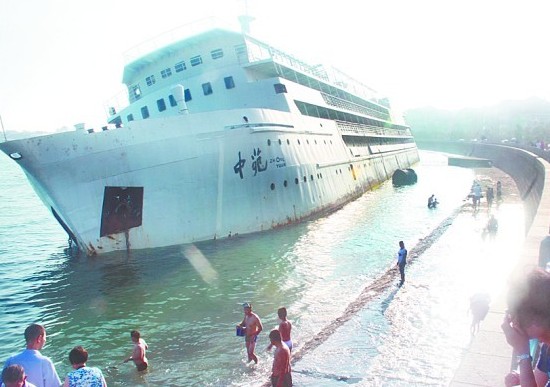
left=171, top=84, right=189, bottom=115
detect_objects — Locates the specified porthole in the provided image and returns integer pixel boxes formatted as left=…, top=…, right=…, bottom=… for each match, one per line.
left=297, top=139, right=301, bottom=145
left=306, top=139, right=309, bottom=144
left=267, top=139, right=271, bottom=146
left=278, top=139, right=282, bottom=145
left=330, top=140, right=333, bottom=144
left=270, top=183, right=275, bottom=190
left=284, top=180, right=288, bottom=187
left=303, top=176, right=307, bottom=182
left=286, top=139, right=290, bottom=145
left=324, top=140, right=326, bottom=144
left=320, top=173, right=323, bottom=178
left=295, top=178, right=299, bottom=184
left=310, top=175, right=314, bottom=181
left=315, top=140, right=317, bottom=145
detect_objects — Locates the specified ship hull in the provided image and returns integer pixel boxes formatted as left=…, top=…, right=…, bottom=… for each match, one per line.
left=0, top=108, right=418, bottom=255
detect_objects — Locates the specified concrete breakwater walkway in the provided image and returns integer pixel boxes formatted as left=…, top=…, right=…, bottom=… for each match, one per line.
left=417, top=142, right=550, bottom=386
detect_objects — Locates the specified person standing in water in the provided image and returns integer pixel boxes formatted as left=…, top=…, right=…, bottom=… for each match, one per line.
left=268, top=307, right=293, bottom=353
left=396, top=241, right=408, bottom=287
left=123, top=330, right=148, bottom=371
left=237, top=303, right=263, bottom=364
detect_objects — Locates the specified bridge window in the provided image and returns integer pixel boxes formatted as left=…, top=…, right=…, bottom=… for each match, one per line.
left=175, top=61, right=186, bottom=72
left=146, top=75, right=156, bottom=86
left=161, top=68, right=172, bottom=78
left=211, top=48, right=224, bottom=59
left=190, top=55, right=203, bottom=66
left=127, top=114, right=134, bottom=122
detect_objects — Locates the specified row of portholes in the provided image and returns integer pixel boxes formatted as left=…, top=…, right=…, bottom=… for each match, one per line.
left=267, top=138, right=333, bottom=146
left=270, top=172, right=325, bottom=190
left=267, top=160, right=377, bottom=190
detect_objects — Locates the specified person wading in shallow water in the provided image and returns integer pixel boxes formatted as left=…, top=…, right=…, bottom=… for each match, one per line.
left=396, top=240, right=408, bottom=287
left=237, top=303, right=263, bottom=364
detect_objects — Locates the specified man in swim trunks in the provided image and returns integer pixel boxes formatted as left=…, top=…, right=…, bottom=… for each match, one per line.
left=237, top=303, right=263, bottom=364
left=267, top=307, right=293, bottom=353
left=123, top=330, right=148, bottom=371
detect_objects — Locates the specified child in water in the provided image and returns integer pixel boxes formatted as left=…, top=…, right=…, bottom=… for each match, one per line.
left=123, top=330, right=149, bottom=371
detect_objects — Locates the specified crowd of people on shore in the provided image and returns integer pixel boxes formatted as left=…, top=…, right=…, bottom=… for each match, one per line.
left=0, top=325, right=147, bottom=387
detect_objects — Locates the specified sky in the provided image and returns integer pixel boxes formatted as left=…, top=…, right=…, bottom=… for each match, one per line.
left=0, top=0, right=549, bottom=133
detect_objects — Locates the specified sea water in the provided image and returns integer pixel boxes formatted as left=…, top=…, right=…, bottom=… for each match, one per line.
left=0, top=151, right=524, bottom=386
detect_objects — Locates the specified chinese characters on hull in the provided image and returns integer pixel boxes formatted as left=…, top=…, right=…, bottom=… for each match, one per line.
left=233, top=147, right=286, bottom=179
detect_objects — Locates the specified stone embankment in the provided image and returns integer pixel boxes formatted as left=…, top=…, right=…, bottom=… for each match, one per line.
left=417, top=140, right=550, bottom=386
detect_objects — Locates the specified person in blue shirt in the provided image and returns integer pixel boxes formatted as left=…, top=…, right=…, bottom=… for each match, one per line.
left=396, top=241, right=407, bottom=287
left=1, top=324, right=61, bottom=387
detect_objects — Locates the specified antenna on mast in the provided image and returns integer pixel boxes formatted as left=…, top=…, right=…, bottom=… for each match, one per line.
left=238, top=0, right=255, bottom=34
left=0, top=114, right=7, bottom=142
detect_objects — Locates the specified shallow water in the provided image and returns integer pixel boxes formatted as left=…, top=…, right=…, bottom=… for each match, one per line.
left=0, top=151, right=524, bottom=386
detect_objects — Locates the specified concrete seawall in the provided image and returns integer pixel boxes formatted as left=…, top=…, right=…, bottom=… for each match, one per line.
left=417, top=140, right=550, bottom=386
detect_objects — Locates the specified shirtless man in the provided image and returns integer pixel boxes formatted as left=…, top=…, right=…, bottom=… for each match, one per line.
left=237, top=303, right=263, bottom=364
left=268, top=308, right=293, bottom=352
left=123, top=330, right=148, bottom=371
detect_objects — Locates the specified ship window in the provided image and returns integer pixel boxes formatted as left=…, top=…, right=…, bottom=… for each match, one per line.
left=175, top=61, right=186, bottom=72
left=202, top=82, right=213, bottom=96
left=131, top=85, right=141, bottom=100
left=184, top=88, right=192, bottom=101
left=278, top=139, right=282, bottom=145
left=284, top=180, right=288, bottom=187
left=127, top=114, right=134, bottom=122
left=141, top=106, right=149, bottom=119
left=297, top=139, right=301, bottom=145
left=161, top=68, right=172, bottom=78
left=274, top=83, right=287, bottom=94
left=267, top=139, right=271, bottom=146
left=169, top=95, right=177, bottom=107
left=157, top=98, right=166, bottom=112
left=286, top=139, right=290, bottom=145
left=310, top=175, right=314, bottom=181
left=295, top=178, right=299, bottom=184
left=303, top=176, right=307, bottom=182
left=224, top=76, right=235, bottom=89
left=146, top=75, right=156, bottom=86
left=270, top=183, right=275, bottom=190
left=211, top=48, right=224, bottom=59
left=235, top=44, right=246, bottom=56
left=190, top=55, right=203, bottom=66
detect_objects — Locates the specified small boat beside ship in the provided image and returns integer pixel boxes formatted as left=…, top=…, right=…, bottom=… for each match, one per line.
left=0, top=18, right=419, bottom=255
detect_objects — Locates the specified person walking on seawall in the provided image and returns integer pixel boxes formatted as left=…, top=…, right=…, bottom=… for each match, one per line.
left=396, top=241, right=407, bottom=287
left=123, top=330, right=148, bottom=372
left=268, top=308, right=293, bottom=352
left=501, top=268, right=550, bottom=386
left=496, top=180, right=503, bottom=202
left=269, top=330, right=292, bottom=387
left=237, top=303, right=263, bottom=364
left=63, top=346, right=107, bottom=387
left=1, top=324, right=61, bottom=387
left=1, top=365, right=37, bottom=387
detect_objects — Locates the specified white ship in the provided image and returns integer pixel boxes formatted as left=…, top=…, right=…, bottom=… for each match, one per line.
left=0, top=19, right=419, bottom=256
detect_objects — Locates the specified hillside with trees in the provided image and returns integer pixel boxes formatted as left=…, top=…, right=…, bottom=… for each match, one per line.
left=405, top=97, right=550, bottom=145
